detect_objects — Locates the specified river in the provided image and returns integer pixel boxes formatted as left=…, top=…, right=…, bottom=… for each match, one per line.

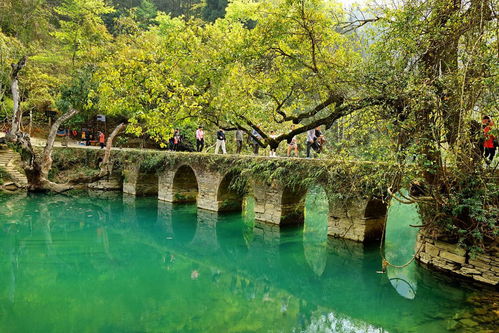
left=0, top=191, right=494, bottom=332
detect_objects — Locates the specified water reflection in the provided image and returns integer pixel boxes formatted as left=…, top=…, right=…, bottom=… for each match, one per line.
left=303, top=185, right=329, bottom=277
left=190, top=209, right=219, bottom=253
left=384, top=190, right=420, bottom=300
left=0, top=193, right=484, bottom=333
left=157, top=201, right=174, bottom=238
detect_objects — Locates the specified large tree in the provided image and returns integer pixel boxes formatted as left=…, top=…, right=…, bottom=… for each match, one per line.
left=364, top=0, right=498, bottom=249
left=95, top=0, right=393, bottom=148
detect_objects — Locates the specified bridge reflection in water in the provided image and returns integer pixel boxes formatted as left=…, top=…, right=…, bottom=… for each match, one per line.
left=0, top=193, right=477, bottom=333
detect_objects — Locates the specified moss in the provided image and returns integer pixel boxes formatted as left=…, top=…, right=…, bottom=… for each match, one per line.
left=50, top=147, right=412, bottom=202
left=0, top=167, right=14, bottom=185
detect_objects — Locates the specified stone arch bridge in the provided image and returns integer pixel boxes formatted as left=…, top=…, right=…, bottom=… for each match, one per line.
left=91, top=151, right=396, bottom=243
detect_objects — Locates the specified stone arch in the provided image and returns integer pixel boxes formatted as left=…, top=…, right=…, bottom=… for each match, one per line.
left=327, top=194, right=387, bottom=243
left=251, top=180, right=307, bottom=225
left=216, top=171, right=244, bottom=212
left=171, top=165, right=199, bottom=203
left=363, top=198, right=387, bottom=242
left=280, top=185, right=307, bottom=225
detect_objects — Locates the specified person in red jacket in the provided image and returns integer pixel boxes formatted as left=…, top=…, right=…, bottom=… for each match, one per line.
left=98, top=131, right=105, bottom=149
left=482, top=116, right=496, bottom=165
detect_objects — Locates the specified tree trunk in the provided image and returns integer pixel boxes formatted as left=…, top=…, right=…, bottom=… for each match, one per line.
left=100, top=123, right=125, bottom=175
left=41, top=108, right=80, bottom=179
left=5, top=56, right=124, bottom=193
left=8, top=56, right=27, bottom=138
left=69, top=123, right=126, bottom=185
left=28, top=109, right=32, bottom=136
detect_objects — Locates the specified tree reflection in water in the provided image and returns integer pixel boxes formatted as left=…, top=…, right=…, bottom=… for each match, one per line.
left=303, top=185, right=329, bottom=277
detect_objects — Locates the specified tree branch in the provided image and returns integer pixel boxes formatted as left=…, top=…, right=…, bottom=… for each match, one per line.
left=41, top=108, right=80, bottom=178
left=68, top=123, right=126, bottom=185
left=277, top=93, right=345, bottom=124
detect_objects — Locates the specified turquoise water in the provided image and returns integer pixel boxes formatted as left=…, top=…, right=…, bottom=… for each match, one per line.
left=0, top=192, right=489, bottom=332
left=384, top=191, right=421, bottom=300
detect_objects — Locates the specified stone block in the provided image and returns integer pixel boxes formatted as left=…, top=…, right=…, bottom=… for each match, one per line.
left=425, top=243, right=440, bottom=257
left=432, top=257, right=459, bottom=271
left=468, top=259, right=491, bottom=270
left=434, top=240, right=466, bottom=256
left=418, top=253, right=431, bottom=264
left=459, top=267, right=481, bottom=275
left=440, top=251, right=466, bottom=264
left=481, top=272, right=499, bottom=283
left=475, top=254, right=492, bottom=263
left=473, top=275, right=498, bottom=285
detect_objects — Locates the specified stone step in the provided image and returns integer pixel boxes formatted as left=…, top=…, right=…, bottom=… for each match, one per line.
left=0, top=150, right=27, bottom=185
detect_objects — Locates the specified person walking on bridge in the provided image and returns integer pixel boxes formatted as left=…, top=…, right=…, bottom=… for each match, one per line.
left=251, top=129, right=262, bottom=155
left=235, top=128, right=244, bottom=154
left=306, top=128, right=316, bottom=158
left=196, top=126, right=205, bottom=152
left=81, top=130, right=86, bottom=145
left=215, top=128, right=227, bottom=154
left=173, top=129, right=181, bottom=151
left=98, top=131, right=105, bottom=149
left=269, top=131, right=278, bottom=157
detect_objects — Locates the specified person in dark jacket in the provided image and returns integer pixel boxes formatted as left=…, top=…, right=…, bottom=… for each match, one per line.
left=215, top=128, right=227, bottom=154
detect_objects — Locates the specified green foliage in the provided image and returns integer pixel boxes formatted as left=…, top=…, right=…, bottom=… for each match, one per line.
left=420, top=173, right=499, bottom=252
left=0, top=0, right=53, bottom=44
left=56, top=67, right=98, bottom=116
left=0, top=0, right=496, bottom=252
left=52, top=0, right=115, bottom=65
left=136, top=0, right=158, bottom=28
left=49, top=148, right=104, bottom=181
left=0, top=30, right=25, bottom=118
left=202, top=0, right=228, bottom=22
left=362, top=0, right=498, bottom=250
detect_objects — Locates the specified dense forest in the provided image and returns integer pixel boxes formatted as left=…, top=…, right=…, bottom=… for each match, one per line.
left=0, top=0, right=497, bottom=252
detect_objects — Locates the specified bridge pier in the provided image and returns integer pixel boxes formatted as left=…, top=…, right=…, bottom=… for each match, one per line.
left=327, top=198, right=386, bottom=243
left=123, top=165, right=158, bottom=196
left=158, top=164, right=244, bottom=213
left=252, top=180, right=306, bottom=225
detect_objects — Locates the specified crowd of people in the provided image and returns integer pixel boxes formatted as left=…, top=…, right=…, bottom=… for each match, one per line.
left=165, top=116, right=497, bottom=164
left=167, top=126, right=326, bottom=158
left=65, top=129, right=107, bottom=149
